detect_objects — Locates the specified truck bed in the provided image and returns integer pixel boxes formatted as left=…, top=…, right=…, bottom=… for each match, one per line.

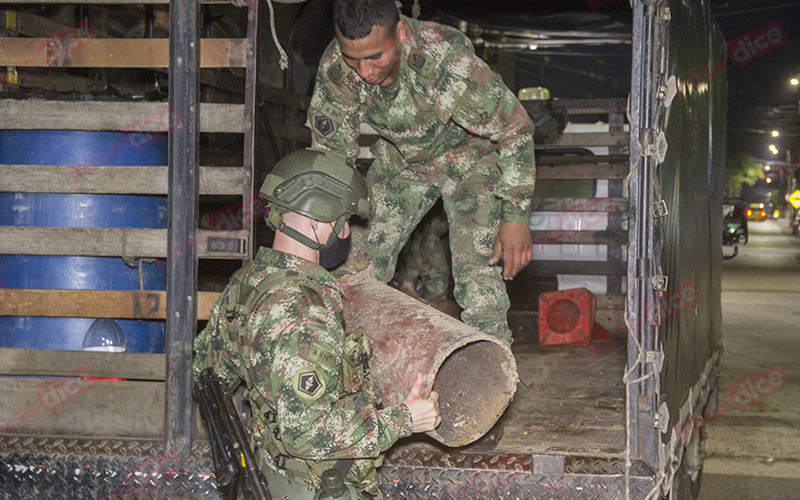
left=495, top=314, right=627, bottom=457
left=389, top=312, right=628, bottom=459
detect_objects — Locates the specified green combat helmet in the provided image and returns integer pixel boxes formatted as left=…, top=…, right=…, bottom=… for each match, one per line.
left=260, top=147, right=371, bottom=224
left=260, top=147, right=371, bottom=253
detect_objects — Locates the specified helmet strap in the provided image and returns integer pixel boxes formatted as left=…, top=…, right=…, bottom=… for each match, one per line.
left=275, top=214, right=347, bottom=251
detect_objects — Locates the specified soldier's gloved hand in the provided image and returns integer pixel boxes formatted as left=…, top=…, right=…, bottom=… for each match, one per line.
left=403, top=372, right=441, bottom=432
left=489, top=222, right=532, bottom=280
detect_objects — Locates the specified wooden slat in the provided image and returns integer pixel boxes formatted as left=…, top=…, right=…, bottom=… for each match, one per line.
left=0, top=38, right=246, bottom=68
left=0, top=165, right=245, bottom=195
left=529, top=259, right=627, bottom=276
left=550, top=97, right=628, bottom=114
left=0, top=348, right=165, bottom=380
left=597, top=294, right=626, bottom=309
left=0, top=377, right=212, bottom=441
left=0, top=377, right=164, bottom=438
left=0, top=289, right=221, bottom=320
left=536, top=163, right=629, bottom=180
left=530, top=229, right=628, bottom=246
left=537, top=154, right=629, bottom=166
left=550, top=132, right=628, bottom=148
left=531, top=197, right=629, bottom=212
left=0, top=100, right=244, bottom=133
left=0, top=226, right=249, bottom=259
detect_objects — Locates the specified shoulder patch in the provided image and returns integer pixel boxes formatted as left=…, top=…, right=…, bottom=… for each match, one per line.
left=314, top=115, right=335, bottom=137
left=319, top=101, right=347, bottom=123
left=307, top=342, right=337, bottom=371
left=313, top=102, right=347, bottom=138
left=293, top=367, right=326, bottom=400
left=407, top=51, right=435, bottom=78
left=328, top=59, right=345, bottom=84
left=453, top=94, right=489, bottom=124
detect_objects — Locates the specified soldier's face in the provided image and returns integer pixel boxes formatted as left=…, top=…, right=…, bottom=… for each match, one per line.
left=336, top=21, right=406, bottom=87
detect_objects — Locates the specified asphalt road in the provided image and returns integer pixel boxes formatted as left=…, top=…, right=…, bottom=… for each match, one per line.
left=697, top=218, right=800, bottom=500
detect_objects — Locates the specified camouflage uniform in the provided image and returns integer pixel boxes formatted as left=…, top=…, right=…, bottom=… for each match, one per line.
left=396, top=203, right=450, bottom=301
left=306, top=16, right=536, bottom=342
left=193, top=247, right=413, bottom=498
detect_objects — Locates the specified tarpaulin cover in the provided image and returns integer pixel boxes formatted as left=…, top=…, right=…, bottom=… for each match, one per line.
left=656, top=0, right=725, bottom=437
left=627, top=0, right=727, bottom=473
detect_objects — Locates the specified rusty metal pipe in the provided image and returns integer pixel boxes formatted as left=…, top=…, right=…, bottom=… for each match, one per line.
left=339, top=272, right=518, bottom=447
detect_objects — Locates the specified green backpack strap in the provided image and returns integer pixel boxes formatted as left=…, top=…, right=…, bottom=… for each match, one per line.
left=224, top=267, right=301, bottom=334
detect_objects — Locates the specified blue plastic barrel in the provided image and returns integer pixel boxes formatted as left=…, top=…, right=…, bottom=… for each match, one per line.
left=0, top=130, right=168, bottom=353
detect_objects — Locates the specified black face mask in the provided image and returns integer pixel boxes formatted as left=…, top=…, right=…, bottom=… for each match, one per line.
left=318, top=230, right=351, bottom=269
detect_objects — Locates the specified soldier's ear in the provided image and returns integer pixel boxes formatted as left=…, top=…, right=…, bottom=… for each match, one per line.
left=396, top=19, right=409, bottom=44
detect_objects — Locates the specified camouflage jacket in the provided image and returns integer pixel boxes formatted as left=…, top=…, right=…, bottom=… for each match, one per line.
left=306, top=15, right=536, bottom=224
left=192, top=247, right=413, bottom=487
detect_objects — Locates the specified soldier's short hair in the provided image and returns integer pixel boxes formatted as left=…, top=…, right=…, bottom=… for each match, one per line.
left=334, top=0, right=400, bottom=40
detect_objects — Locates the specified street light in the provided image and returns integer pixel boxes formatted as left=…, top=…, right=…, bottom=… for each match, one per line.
left=769, top=144, right=779, bottom=155
left=771, top=130, right=780, bottom=137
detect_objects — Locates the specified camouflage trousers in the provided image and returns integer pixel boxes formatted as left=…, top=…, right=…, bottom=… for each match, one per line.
left=354, top=139, right=513, bottom=343
left=396, top=202, right=450, bottom=301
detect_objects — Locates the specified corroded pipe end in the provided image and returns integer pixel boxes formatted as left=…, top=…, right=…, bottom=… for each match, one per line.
left=338, top=270, right=518, bottom=448
left=428, top=337, right=517, bottom=447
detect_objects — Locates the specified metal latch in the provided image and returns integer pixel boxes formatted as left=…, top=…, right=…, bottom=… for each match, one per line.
left=653, top=401, right=669, bottom=432
left=652, top=200, right=668, bottom=218
left=638, top=128, right=668, bottom=163
left=645, top=350, right=665, bottom=372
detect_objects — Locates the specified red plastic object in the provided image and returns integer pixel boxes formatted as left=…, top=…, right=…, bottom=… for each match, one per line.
left=538, top=288, right=596, bottom=346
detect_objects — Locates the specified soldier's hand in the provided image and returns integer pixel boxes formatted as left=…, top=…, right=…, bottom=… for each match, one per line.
left=403, top=372, right=441, bottom=432
left=489, top=222, right=532, bottom=280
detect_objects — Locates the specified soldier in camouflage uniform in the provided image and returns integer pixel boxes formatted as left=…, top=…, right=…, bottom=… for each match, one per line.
left=396, top=203, right=450, bottom=302
left=306, top=0, right=535, bottom=343
left=394, top=204, right=465, bottom=319
left=193, top=148, right=441, bottom=500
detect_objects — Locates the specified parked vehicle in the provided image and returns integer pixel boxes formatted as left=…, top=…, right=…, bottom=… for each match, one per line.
left=723, top=197, right=748, bottom=258
left=746, top=202, right=768, bottom=221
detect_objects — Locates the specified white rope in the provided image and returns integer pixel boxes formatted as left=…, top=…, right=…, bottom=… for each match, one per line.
left=622, top=90, right=663, bottom=499
left=266, top=0, right=289, bottom=70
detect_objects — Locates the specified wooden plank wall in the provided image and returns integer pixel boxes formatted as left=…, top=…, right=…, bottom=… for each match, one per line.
left=515, top=98, right=630, bottom=334
left=0, top=5, right=251, bottom=442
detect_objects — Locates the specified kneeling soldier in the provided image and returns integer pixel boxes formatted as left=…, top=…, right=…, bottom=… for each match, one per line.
left=193, top=148, right=441, bottom=499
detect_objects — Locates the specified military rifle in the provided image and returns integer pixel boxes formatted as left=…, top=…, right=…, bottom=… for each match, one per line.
left=195, top=367, right=272, bottom=500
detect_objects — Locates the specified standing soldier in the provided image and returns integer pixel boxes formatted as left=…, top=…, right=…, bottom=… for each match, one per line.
left=193, top=148, right=440, bottom=499
left=306, top=0, right=536, bottom=343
